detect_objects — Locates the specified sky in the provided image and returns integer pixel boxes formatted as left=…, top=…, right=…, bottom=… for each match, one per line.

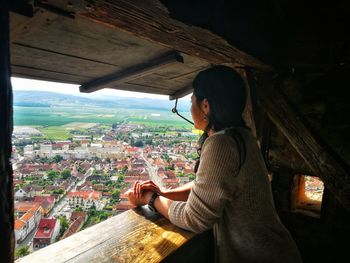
left=11, top=77, right=191, bottom=100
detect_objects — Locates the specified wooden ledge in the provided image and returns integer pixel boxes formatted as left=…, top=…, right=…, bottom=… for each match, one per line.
left=16, top=207, right=196, bottom=263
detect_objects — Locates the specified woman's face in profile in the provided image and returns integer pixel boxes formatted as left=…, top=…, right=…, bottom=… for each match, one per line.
left=190, top=94, right=209, bottom=131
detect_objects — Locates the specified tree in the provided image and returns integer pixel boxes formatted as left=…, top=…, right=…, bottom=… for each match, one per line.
left=47, top=170, right=58, bottom=180
left=89, top=203, right=97, bottom=215
left=15, top=246, right=30, bottom=259
left=53, top=189, right=64, bottom=195
left=188, top=173, right=196, bottom=181
left=40, top=157, right=49, bottom=163
left=134, top=140, right=144, bottom=147
left=93, top=156, right=101, bottom=162
left=145, top=139, right=153, bottom=145
left=161, top=154, right=171, bottom=163
left=59, top=215, right=69, bottom=236
left=60, top=169, right=71, bottom=179
left=177, top=172, right=185, bottom=177
left=122, top=166, right=128, bottom=174
left=98, top=212, right=110, bottom=221
left=165, top=164, right=175, bottom=171
left=112, top=189, right=121, bottom=200
left=117, top=175, right=125, bottom=184
left=92, top=169, right=100, bottom=176
left=52, top=154, right=63, bottom=163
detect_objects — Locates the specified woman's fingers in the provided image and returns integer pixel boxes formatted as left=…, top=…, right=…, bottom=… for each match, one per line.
left=140, top=181, right=161, bottom=194
left=131, top=180, right=161, bottom=199
left=142, top=183, right=158, bottom=192
left=136, top=181, right=142, bottom=198
left=133, top=181, right=141, bottom=198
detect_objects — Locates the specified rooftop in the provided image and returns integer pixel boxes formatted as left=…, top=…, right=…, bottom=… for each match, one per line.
left=34, top=218, right=58, bottom=239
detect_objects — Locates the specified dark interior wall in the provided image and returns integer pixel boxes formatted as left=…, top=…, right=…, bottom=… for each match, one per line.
left=0, top=2, right=14, bottom=262
left=161, top=0, right=350, bottom=70
left=160, top=0, right=287, bottom=66
left=189, top=2, right=350, bottom=257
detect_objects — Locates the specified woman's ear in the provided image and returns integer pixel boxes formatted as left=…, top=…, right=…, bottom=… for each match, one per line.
left=200, top=98, right=210, bottom=115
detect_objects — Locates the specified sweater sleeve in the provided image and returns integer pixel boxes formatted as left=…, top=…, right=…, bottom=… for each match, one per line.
left=168, top=134, right=240, bottom=233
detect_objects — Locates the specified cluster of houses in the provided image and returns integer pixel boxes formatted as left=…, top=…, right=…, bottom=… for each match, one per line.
left=14, top=199, right=60, bottom=251
left=14, top=197, right=89, bottom=250
left=12, top=124, right=200, bottom=253
left=23, top=139, right=130, bottom=160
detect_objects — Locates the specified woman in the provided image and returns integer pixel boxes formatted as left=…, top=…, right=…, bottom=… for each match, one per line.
left=126, top=65, right=302, bottom=263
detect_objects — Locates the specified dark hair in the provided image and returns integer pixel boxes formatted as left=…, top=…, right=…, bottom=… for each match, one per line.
left=193, top=65, right=247, bottom=173
left=193, top=65, right=247, bottom=132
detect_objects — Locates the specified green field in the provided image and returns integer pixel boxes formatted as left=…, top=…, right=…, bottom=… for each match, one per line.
left=14, top=105, right=193, bottom=132
left=37, top=126, right=73, bottom=140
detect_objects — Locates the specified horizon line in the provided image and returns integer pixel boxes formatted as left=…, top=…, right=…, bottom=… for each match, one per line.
left=11, top=77, right=192, bottom=100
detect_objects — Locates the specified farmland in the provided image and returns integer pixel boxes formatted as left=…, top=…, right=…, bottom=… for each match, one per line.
left=14, top=105, right=192, bottom=127
left=14, top=105, right=193, bottom=140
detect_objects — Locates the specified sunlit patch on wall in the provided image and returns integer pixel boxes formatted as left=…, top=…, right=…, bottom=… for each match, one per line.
left=291, top=175, right=324, bottom=218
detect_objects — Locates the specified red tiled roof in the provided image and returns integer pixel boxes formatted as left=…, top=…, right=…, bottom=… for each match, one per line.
left=34, top=196, right=55, bottom=204
left=34, top=218, right=57, bottom=239
left=15, top=203, right=41, bottom=230
left=15, top=220, right=26, bottom=230
left=67, top=190, right=101, bottom=200
left=15, top=202, right=41, bottom=213
left=125, top=147, right=139, bottom=152
left=71, top=211, right=88, bottom=221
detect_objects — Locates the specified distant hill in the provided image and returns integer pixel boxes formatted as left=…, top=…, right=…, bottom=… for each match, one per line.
left=13, top=90, right=191, bottom=112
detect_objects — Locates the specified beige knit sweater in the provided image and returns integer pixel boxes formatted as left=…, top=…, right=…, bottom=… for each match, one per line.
left=169, top=128, right=302, bottom=263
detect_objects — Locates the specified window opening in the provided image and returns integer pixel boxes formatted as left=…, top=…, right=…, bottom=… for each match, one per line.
left=291, top=174, right=324, bottom=217
left=12, top=77, right=197, bottom=258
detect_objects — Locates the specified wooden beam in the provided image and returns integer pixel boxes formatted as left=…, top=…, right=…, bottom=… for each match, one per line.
left=80, top=51, right=183, bottom=93
left=169, top=85, right=192, bottom=100
left=76, top=0, right=272, bottom=71
left=246, top=70, right=350, bottom=210
left=0, top=2, right=15, bottom=262
left=17, top=208, right=200, bottom=262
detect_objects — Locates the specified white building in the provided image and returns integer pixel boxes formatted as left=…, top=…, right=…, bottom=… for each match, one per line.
left=15, top=187, right=33, bottom=201
left=67, top=191, right=103, bottom=211
left=40, top=144, right=53, bottom=158
left=15, top=203, right=42, bottom=245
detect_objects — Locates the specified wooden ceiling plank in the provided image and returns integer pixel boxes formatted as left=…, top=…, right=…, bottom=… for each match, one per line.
left=80, top=51, right=184, bottom=93
left=10, top=44, right=119, bottom=79
left=247, top=70, right=350, bottom=210
left=107, top=83, right=171, bottom=96
left=11, top=65, right=88, bottom=84
left=77, top=0, right=272, bottom=71
left=169, top=86, right=193, bottom=100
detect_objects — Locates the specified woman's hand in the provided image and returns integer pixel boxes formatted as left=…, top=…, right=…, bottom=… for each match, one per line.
left=133, top=180, right=162, bottom=199
left=126, top=188, right=154, bottom=207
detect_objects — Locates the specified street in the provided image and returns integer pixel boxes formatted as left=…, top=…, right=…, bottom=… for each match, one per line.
left=140, top=151, right=165, bottom=191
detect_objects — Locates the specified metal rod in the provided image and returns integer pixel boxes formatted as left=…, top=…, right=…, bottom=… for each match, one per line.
left=171, top=98, right=194, bottom=125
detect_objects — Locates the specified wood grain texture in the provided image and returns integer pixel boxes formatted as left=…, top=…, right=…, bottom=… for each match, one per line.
left=80, top=52, right=184, bottom=93
left=16, top=208, right=196, bottom=263
left=10, top=7, right=210, bottom=96
left=77, top=0, right=271, bottom=71
left=248, top=71, right=350, bottom=210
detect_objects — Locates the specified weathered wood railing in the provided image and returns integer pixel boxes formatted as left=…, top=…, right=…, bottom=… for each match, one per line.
left=16, top=207, right=214, bottom=262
